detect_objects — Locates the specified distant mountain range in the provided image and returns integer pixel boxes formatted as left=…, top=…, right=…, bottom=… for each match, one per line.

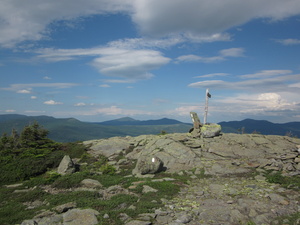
left=97, top=117, right=188, bottom=126
left=0, top=114, right=191, bottom=142
left=219, top=119, right=300, bottom=137
left=0, top=114, right=299, bottom=142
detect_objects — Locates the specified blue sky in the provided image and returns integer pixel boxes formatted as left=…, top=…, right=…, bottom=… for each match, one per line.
left=1, top=0, right=300, bottom=123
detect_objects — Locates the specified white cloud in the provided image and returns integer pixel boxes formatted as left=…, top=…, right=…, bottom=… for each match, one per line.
left=31, top=96, right=37, bottom=99
left=25, top=110, right=45, bottom=113
left=43, top=76, right=52, bottom=80
left=74, top=102, right=86, bottom=106
left=36, top=47, right=171, bottom=80
left=44, top=100, right=63, bottom=105
left=189, top=70, right=300, bottom=92
left=5, top=109, right=16, bottom=113
left=275, top=38, right=300, bottom=45
left=108, top=36, right=184, bottom=49
left=174, top=105, right=200, bottom=116
left=182, top=32, right=231, bottom=43
left=176, top=48, right=244, bottom=63
left=91, top=48, right=170, bottom=80
left=0, top=0, right=132, bottom=47
left=240, top=70, right=292, bottom=79
left=210, top=92, right=300, bottom=121
left=78, top=105, right=153, bottom=116
left=103, top=79, right=135, bottom=84
left=1, top=0, right=300, bottom=47
left=219, top=48, right=245, bottom=57
left=1, top=83, right=78, bottom=91
left=99, top=84, right=111, bottom=88
left=131, top=0, right=300, bottom=37
left=17, top=89, right=31, bottom=94
left=195, top=73, right=229, bottom=78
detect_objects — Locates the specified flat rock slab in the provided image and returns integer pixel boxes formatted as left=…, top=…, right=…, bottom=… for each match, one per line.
left=163, top=175, right=300, bottom=224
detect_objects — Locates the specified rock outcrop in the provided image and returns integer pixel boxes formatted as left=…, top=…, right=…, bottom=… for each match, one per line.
left=83, top=133, right=300, bottom=176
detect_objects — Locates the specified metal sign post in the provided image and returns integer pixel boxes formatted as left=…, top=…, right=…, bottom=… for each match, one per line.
left=203, top=88, right=211, bottom=124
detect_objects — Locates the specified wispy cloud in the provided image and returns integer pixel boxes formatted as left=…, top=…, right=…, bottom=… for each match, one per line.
left=44, top=100, right=63, bottom=105
left=4, top=109, right=16, bottom=113
left=189, top=70, right=300, bottom=93
left=1, top=83, right=78, bottom=92
left=275, top=38, right=300, bottom=45
left=76, top=105, right=154, bottom=116
left=17, top=89, right=32, bottom=94
left=74, top=102, right=86, bottom=106
left=99, top=84, right=111, bottom=88
left=240, top=70, right=292, bottom=79
left=35, top=47, right=170, bottom=81
left=102, top=79, right=135, bottom=84
left=176, top=48, right=244, bottom=63
left=194, top=73, right=229, bottom=78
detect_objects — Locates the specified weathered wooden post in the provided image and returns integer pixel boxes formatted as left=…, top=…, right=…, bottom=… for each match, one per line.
left=203, top=88, right=211, bottom=124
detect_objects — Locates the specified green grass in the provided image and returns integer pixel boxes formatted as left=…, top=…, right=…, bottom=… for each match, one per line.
left=0, top=169, right=183, bottom=225
left=273, top=212, right=300, bottom=225
left=264, top=170, right=300, bottom=191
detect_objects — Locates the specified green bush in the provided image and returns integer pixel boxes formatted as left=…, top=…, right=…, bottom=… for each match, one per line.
left=100, top=164, right=116, bottom=175
left=265, top=170, right=300, bottom=190
left=52, top=171, right=90, bottom=189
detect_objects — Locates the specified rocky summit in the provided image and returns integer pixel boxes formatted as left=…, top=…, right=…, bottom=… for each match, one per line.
left=19, top=132, right=300, bottom=225
left=84, top=133, right=300, bottom=176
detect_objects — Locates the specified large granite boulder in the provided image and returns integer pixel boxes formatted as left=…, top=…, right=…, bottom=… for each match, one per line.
left=133, top=156, right=164, bottom=175
left=57, top=155, right=76, bottom=175
left=200, top=123, right=221, bottom=138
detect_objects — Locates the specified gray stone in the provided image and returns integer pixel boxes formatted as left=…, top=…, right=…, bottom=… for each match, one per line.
left=54, top=202, right=77, bottom=213
left=230, top=209, right=248, bottom=224
left=142, top=185, right=158, bottom=193
left=174, top=213, right=192, bottom=223
left=119, top=213, right=131, bottom=222
left=125, top=220, right=151, bottom=225
left=84, top=137, right=131, bottom=158
left=21, top=220, right=38, bottom=225
left=80, top=179, right=102, bottom=188
left=200, top=123, right=221, bottom=138
left=34, top=210, right=56, bottom=219
left=133, top=155, right=163, bottom=175
left=36, top=214, right=63, bottom=225
left=63, top=209, right=99, bottom=225
left=57, top=155, right=75, bottom=175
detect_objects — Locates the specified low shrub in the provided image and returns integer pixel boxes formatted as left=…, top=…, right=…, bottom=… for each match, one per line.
left=100, top=164, right=116, bottom=175
left=264, top=170, right=300, bottom=191
left=52, top=171, right=90, bottom=189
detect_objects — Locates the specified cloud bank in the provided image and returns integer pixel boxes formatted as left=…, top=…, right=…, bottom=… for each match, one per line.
left=1, top=0, right=300, bottom=47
